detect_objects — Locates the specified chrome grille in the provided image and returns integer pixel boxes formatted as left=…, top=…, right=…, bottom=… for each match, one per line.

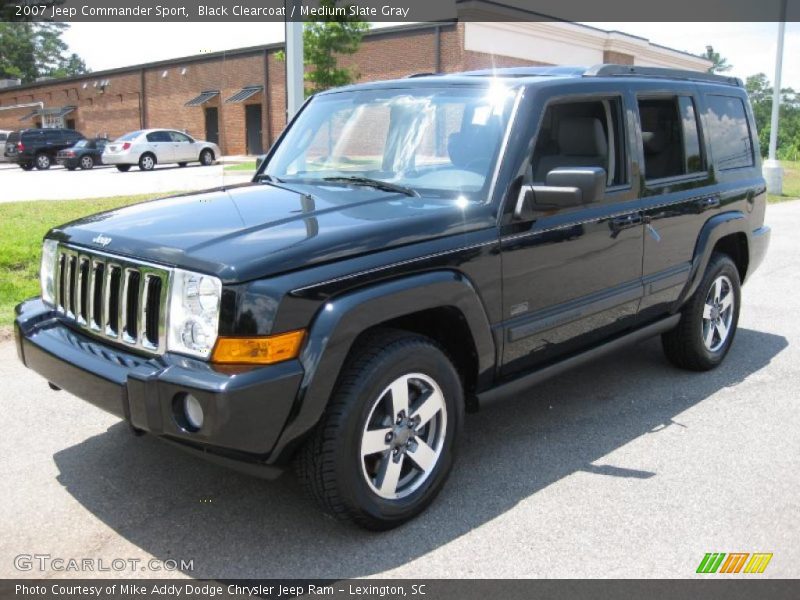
left=55, top=245, right=170, bottom=354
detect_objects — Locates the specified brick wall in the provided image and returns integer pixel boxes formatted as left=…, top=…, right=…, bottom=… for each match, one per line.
left=0, top=23, right=544, bottom=156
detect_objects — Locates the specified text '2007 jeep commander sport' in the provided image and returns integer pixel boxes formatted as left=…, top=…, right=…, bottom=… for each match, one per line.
left=15, top=65, right=771, bottom=529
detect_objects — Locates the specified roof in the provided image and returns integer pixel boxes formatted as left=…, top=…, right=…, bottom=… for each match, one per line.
left=326, top=64, right=741, bottom=94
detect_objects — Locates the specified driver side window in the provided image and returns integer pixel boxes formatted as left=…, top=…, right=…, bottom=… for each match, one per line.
left=532, top=97, right=627, bottom=191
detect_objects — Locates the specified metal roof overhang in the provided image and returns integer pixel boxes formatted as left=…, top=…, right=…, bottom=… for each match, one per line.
left=185, top=90, right=219, bottom=107
left=225, top=85, right=263, bottom=103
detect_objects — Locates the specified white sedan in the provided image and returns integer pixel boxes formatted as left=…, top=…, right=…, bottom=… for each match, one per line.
left=102, top=129, right=220, bottom=172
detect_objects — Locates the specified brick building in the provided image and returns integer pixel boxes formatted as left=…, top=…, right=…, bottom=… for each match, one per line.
left=0, top=20, right=710, bottom=156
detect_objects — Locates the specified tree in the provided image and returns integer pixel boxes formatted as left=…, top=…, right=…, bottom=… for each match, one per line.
left=0, top=22, right=89, bottom=83
left=278, top=0, right=370, bottom=96
left=704, top=45, right=732, bottom=74
left=745, top=72, right=800, bottom=160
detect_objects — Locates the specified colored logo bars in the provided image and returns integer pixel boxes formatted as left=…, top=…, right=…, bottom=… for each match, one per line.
left=697, top=552, right=773, bottom=574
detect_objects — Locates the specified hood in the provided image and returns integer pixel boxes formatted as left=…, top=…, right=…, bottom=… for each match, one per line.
left=51, top=182, right=493, bottom=283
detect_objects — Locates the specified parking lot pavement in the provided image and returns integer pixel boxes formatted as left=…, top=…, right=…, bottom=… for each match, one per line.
left=0, top=161, right=253, bottom=202
left=0, top=202, right=798, bottom=580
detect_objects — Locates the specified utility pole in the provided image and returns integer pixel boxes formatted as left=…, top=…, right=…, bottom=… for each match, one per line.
left=285, top=0, right=304, bottom=120
left=763, top=0, right=787, bottom=195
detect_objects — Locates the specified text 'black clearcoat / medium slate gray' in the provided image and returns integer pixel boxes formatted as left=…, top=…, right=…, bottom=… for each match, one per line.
left=15, top=65, right=771, bottom=529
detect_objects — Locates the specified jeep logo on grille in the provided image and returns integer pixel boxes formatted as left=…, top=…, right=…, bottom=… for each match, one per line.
left=92, top=234, right=112, bottom=247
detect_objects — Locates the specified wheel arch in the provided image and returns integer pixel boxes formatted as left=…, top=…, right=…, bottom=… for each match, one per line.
left=679, top=211, right=749, bottom=306
left=267, top=270, right=496, bottom=463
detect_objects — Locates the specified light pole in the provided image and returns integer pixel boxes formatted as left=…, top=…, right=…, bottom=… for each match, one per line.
left=763, top=0, right=787, bottom=195
left=285, top=0, right=305, bottom=120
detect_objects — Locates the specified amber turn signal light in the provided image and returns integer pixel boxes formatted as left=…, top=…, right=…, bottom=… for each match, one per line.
left=211, top=330, right=306, bottom=365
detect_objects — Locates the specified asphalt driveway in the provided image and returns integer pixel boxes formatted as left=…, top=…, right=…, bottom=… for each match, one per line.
left=0, top=201, right=797, bottom=579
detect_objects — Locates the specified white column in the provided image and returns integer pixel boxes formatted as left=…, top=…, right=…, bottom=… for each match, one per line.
left=285, top=0, right=304, bottom=120
left=763, top=0, right=787, bottom=195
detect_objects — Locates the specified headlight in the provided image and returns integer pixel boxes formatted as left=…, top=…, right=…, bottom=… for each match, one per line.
left=167, top=269, right=222, bottom=359
left=40, top=239, right=58, bottom=306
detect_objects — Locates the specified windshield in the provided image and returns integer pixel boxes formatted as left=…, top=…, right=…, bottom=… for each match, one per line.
left=265, top=85, right=517, bottom=200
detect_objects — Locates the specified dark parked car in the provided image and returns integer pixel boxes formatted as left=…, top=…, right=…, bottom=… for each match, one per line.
left=15, top=66, right=770, bottom=530
left=56, top=137, right=109, bottom=170
left=4, top=127, right=85, bottom=170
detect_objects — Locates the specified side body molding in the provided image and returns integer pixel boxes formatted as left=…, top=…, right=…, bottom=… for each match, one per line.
left=678, top=211, right=748, bottom=307
left=267, top=270, right=496, bottom=462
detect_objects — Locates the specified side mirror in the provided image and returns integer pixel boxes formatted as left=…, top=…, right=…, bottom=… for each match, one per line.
left=514, top=167, right=606, bottom=221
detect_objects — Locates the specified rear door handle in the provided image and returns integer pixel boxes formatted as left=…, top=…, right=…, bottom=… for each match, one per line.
left=696, top=196, right=720, bottom=210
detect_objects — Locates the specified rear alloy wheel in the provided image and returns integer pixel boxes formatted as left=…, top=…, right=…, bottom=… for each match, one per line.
left=35, top=153, right=51, bottom=170
left=20, top=163, right=34, bottom=171
left=138, top=153, right=155, bottom=171
left=662, top=253, right=741, bottom=371
left=116, top=165, right=131, bottom=172
left=79, top=155, right=94, bottom=170
left=296, top=330, right=463, bottom=530
left=200, top=149, right=214, bottom=166
left=178, top=162, right=187, bottom=168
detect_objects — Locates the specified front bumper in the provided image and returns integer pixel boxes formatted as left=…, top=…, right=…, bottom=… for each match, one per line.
left=15, top=299, right=304, bottom=477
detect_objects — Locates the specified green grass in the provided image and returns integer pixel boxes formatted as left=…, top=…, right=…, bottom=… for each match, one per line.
left=0, top=193, right=168, bottom=328
left=223, top=161, right=257, bottom=171
left=768, top=160, right=800, bottom=203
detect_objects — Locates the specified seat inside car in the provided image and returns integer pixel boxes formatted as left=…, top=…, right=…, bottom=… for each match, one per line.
left=534, top=116, right=608, bottom=181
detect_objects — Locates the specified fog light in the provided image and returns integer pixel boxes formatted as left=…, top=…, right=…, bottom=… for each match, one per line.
left=183, top=394, right=204, bottom=431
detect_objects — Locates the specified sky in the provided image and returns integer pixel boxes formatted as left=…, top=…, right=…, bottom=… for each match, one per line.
left=61, top=21, right=800, bottom=90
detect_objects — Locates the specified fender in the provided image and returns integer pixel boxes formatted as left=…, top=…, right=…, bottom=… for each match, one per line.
left=266, top=270, right=496, bottom=463
left=677, top=211, right=748, bottom=307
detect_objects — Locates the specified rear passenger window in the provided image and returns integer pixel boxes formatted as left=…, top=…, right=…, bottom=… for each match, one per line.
left=638, top=96, right=704, bottom=181
left=705, top=95, right=754, bottom=170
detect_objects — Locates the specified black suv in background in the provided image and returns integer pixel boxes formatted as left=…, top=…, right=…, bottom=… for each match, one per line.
left=4, top=128, right=85, bottom=170
left=15, top=66, right=770, bottom=529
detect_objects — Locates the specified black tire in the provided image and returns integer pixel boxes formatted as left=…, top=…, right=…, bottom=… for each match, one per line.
left=116, top=165, right=131, bottom=172
left=66, top=166, right=77, bottom=171
left=35, top=153, right=51, bottom=170
left=79, top=155, right=94, bottom=170
left=20, top=163, right=34, bottom=171
left=296, top=330, right=464, bottom=530
left=178, top=162, right=187, bottom=168
left=138, top=153, right=156, bottom=171
left=662, top=253, right=741, bottom=371
left=200, top=148, right=214, bottom=166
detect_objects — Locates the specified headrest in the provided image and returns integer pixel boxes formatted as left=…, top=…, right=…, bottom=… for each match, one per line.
left=642, top=131, right=667, bottom=155
left=557, top=117, right=608, bottom=157
left=448, top=126, right=496, bottom=170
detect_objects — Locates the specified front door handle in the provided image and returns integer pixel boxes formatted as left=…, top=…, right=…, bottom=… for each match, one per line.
left=609, top=213, right=642, bottom=238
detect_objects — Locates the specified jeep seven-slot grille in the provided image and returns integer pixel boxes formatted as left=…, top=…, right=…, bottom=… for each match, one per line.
left=54, top=245, right=170, bottom=353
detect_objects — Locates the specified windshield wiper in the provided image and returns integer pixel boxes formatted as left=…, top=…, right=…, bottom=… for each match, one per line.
left=322, top=176, right=420, bottom=197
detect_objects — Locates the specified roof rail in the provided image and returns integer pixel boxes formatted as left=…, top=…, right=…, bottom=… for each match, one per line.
left=585, top=64, right=742, bottom=87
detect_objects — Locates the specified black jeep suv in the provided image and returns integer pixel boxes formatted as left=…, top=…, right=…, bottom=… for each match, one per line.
left=5, top=127, right=85, bottom=170
left=15, top=66, right=770, bottom=529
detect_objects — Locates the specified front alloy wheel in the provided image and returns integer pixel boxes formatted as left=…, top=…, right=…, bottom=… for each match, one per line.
left=360, top=373, right=447, bottom=500
left=296, top=330, right=463, bottom=530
